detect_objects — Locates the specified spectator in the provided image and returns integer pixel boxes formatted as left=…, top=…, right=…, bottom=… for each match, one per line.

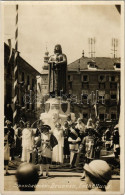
left=79, top=127, right=97, bottom=180
left=112, top=126, right=120, bottom=158
left=6, top=120, right=15, bottom=160
left=36, top=125, right=58, bottom=177
left=21, top=121, right=33, bottom=162
left=68, top=123, right=81, bottom=168
left=52, top=123, right=64, bottom=165
left=15, top=163, right=39, bottom=191
left=15, top=121, right=24, bottom=157
left=103, top=128, right=111, bottom=151
left=4, top=125, right=10, bottom=175
left=62, top=121, right=70, bottom=162
left=75, top=118, right=86, bottom=140
left=84, top=160, right=111, bottom=191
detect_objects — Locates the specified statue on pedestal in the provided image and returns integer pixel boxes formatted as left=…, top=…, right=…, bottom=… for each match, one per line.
left=48, top=44, right=67, bottom=96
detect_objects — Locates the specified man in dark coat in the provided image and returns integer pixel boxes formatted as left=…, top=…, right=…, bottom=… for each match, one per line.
left=112, top=126, right=120, bottom=158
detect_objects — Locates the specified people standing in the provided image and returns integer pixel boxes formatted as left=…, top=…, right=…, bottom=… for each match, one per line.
left=21, top=121, right=33, bottom=163
left=62, top=121, right=70, bottom=162
left=79, top=128, right=96, bottom=164
left=103, top=128, right=111, bottom=151
left=112, top=126, right=120, bottom=158
left=36, top=125, right=58, bottom=177
left=68, top=123, right=81, bottom=168
left=67, top=114, right=72, bottom=127
left=79, top=126, right=97, bottom=180
left=75, top=118, right=86, bottom=140
left=6, top=120, right=15, bottom=160
left=52, top=123, right=64, bottom=164
left=15, top=121, right=24, bottom=158
left=4, top=125, right=10, bottom=175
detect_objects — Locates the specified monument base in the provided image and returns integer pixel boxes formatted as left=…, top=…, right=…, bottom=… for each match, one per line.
left=40, top=97, right=75, bottom=130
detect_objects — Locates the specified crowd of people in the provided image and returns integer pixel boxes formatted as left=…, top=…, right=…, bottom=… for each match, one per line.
left=4, top=114, right=120, bottom=176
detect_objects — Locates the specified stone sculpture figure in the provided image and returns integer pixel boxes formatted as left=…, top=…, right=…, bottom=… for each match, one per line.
left=48, top=44, right=67, bottom=96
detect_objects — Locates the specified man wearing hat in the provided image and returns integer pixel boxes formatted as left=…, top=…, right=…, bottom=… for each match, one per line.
left=68, top=123, right=81, bottom=168
left=84, top=160, right=111, bottom=191
left=36, top=125, right=58, bottom=177
left=112, top=125, right=120, bottom=158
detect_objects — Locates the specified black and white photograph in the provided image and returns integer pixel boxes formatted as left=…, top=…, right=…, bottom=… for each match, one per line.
left=1, top=1, right=124, bottom=194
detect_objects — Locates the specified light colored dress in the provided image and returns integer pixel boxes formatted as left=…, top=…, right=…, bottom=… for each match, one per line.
left=52, top=128, right=64, bottom=163
left=21, top=128, right=33, bottom=162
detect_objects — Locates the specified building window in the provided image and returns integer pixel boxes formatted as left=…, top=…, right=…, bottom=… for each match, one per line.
left=99, top=114, right=105, bottom=121
left=110, top=83, right=117, bottom=90
left=98, top=91, right=105, bottom=103
left=82, top=75, right=89, bottom=82
left=82, top=94, right=88, bottom=100
left=22, top=72, right=24, bottom=82
left=27, top=103, right=29, bottom=110
left=87, top=61, right=97, bottom=69
left=68, top=75, right=73, bottom=81
left=69, top=82, right=72, bottom=89
left=111, top=94, right=117, bottom=100
left=110, top=76, right=115, bottom=82
left=82, top=94, right=88, bottom=104
left=99, top=83, right=105, bottom=90
left=83, top=113, right=88, bottom=119
left=114, top=63, right=120, bottom=69
left=98, top=75, right=106, bottom=83
left=111, top=113, right=116, bottom=120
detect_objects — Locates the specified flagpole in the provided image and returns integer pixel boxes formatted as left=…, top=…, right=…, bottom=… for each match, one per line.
left=13, top=4, right=18, bottom=127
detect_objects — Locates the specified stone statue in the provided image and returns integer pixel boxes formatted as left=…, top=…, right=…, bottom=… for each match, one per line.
left=48, top=44, right=67, bottom=96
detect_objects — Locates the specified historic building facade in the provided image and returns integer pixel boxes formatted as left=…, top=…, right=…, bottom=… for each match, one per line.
left=4, top=43, right=41, bottom=123
left=67, top=55, right=120, bottom=125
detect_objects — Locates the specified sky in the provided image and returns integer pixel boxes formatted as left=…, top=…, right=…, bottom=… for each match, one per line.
left=4, top=3, right=121, bottom=73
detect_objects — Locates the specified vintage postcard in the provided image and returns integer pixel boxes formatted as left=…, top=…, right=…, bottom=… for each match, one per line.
left=0, top=1, right=124, bottom=194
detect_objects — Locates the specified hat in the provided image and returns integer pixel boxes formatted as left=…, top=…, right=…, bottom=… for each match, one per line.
left=84, top=160, right=111, bottom=185
left=41, top=125, right=51, bottom=132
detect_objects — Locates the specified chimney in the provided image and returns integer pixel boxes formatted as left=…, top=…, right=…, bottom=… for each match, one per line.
left=82, top=50, right=84, bottom=58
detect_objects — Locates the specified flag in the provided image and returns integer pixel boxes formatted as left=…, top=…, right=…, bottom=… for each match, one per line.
left=8, top=39, right=12, bottom=63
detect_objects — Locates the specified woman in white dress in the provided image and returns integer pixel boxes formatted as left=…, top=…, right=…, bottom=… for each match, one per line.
left=21, top=121, right=33, bottom=162
left=52, top=123, right=64, bottom=164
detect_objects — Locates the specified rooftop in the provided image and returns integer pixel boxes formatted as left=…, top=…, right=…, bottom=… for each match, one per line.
left=68, top=57, right=121, bottom=71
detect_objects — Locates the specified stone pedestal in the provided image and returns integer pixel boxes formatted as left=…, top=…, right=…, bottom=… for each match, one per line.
left=40, top=97, right=70, bottom=130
